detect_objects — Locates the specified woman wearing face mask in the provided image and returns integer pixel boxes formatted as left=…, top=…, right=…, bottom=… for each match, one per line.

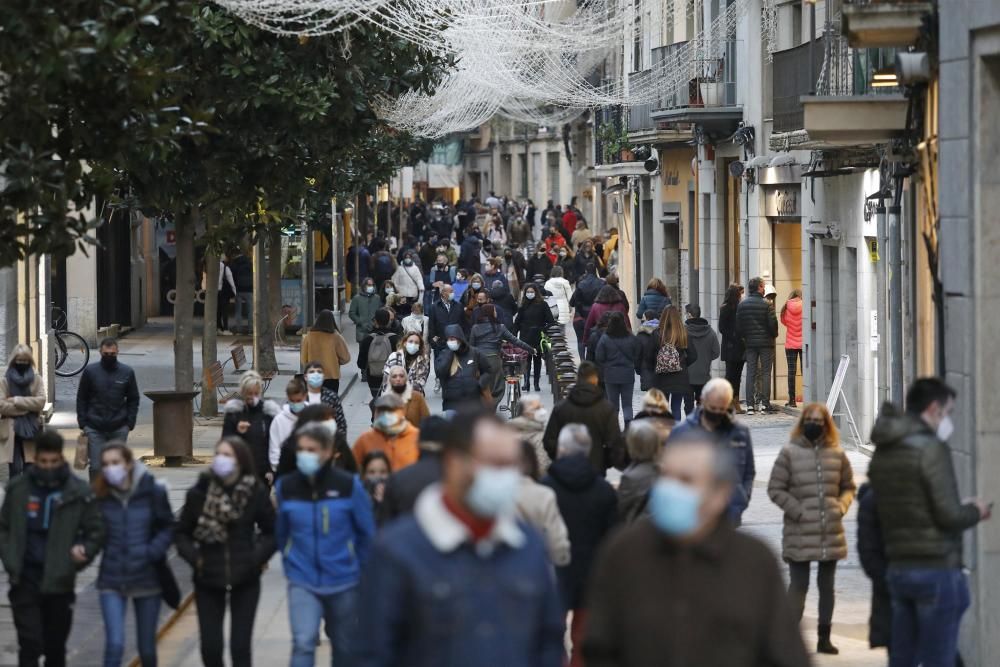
left=301, top=360, right=349, bottom=449
left=299, top=310, right=351, bottom=394
left=0, top=345, right=46, bottom=477
left=526, top=243, right=553, bottom=282
left=390, top=253, right=424, bottom=319
left=361, top=450, right=392, bottom=523
left=470, top=304, right=534, bottom=405
left=94, top=444, right=174, bottom=667
left=514, top=283, right=556, bottom=392
left=380, top=333, right=431, bottom=395
left=349, top=278, right=381, bottom=344
left=554, top=246, right=576, bottom=284
left=268, top=378, right=310, bottom=478
left=461, top=273, right=486, bottom=308
left=222, top=372, right=280, bottom=486
left=434, top=325, right=492, bottom=411
left=768, top=403, right=856, bottom=655
left=175, top=437, right=276, bottom=667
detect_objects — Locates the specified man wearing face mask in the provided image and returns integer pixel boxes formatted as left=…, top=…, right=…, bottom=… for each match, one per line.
left=869, top=378, right=991, bottom=666
left=582, top=434, right=810, bottom=667
left=667, top=378, right=755, bottom=525
left=352, top=393, right=420, bottom=473
left=76, top=338, right=140, bottom=481
left=269, top=378, right=310, bottom=475
left=384, top=365, right=430, bottom=428
left=508, top=395, right=551, bottom=472
left=359, top=410, right=565, bottom=667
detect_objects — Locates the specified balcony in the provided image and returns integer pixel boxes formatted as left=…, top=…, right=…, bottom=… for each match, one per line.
left=594, top=105, right=626, bottom=167
left=842, top=0, right=933, bottom=48
left=772, top=39, right=824, bottom=134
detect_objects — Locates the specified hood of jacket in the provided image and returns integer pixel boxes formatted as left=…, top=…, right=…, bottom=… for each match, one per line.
left=225, top=398, right=281, bottom=417
left=685, top=318, right=714, bottom=339
left=443, top=323, right=468, bottom=346
left=276, top=405, right=300, bottom=425
left=870, top=402, right=929, bottom=448
left=547, top=453, right=597, bottom=491
left=784, top=298, right=803, bottom=317
left=567, top=381, right=606, bottom=408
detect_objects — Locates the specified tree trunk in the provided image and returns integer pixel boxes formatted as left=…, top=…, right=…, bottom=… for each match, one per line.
left=267, top=225, right=284, bottom=341
left=254, top=233, right=278, bottom=373
left=174, top=207, right=197, bottom=391
left=200, top=225, right=220, bottom=416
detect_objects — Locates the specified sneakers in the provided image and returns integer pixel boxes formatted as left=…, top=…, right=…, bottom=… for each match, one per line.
left=785, top=399, right=797, bottom=408
left=746, top=405, right=755, bottom=416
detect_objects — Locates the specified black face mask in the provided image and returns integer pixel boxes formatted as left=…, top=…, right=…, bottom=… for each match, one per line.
left=101, top=354, right=118, bottom=370
left=391, top=383, right=407, bottom=394
left=504, top=253, right=513, bottom=260
left=12, top=362, right=31, bottom=374
left=30, top=463, right=69, bottom=489
left=703, top=410, right=731, bottom=428
left=803, top=422, right=825, bottom=442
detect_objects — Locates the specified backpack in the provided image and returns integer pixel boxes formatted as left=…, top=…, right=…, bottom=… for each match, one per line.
left=655, top=344, right=682, bottom=374
left=367, top=333, right=393, bottom=378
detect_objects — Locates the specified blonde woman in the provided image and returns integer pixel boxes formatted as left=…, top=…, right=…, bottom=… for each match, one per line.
left=648, top=306, right=698, bottom=420
left=221, top=372, right=280, bottom=485
left=768, top=403, right=856, bottom=655
left=0, top=345, right=45, bottom=477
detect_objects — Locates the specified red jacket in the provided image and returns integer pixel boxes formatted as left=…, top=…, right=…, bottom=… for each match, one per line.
left=780, top=297, right=803, bottom=350
left=583, top=301, right=631, bottom=345
left=562, top=210, right=578, bottom=236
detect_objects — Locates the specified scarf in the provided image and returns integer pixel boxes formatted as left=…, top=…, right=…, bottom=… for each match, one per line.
left=193, top=475, right=256, bottom=544
left=6, top=365, right=40, bottom=439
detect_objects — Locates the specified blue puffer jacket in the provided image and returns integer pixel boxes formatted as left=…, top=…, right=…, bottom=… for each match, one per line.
left=97, top=463, right=174, bottom=593
left=635, top=289, right=671, bottom=319
left=275, top=463, right=375, bottom=593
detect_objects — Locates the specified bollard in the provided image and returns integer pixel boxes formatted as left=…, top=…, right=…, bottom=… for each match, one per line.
left=144, top=391, right=199, bottom=467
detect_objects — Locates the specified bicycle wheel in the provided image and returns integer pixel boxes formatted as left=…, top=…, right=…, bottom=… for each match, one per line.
left=55, top=331, right=90, bottom=377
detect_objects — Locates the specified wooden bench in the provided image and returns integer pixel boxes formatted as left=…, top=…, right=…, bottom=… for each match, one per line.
left=194, top=360, right=238, bottom=411
left=228, top=343, right=276, bottom=391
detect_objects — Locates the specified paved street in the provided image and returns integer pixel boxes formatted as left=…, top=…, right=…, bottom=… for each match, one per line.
left=0, top=317, right=886, bottom=665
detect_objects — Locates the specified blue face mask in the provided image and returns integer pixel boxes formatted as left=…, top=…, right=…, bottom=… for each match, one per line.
left=465, top=466, right=520, bottom=517
left=649, top=478, right=702, bottom=537
left=289, top=401, right=306, bottom=414
left=306, top=372, right=325, bottom=388
left=296, top=451, right=321, bottom=476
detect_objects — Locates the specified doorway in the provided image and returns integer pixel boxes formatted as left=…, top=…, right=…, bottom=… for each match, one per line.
left=771, top=221, right=803, bottom=402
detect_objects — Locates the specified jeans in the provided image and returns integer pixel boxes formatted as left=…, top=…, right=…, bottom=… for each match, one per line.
left=195, top=581, right=261, bottom=667
left=525, top=350, right=543, bottom=388
left=725, top=359, right=745, bottom=404
left=85, top=426, right=130, bottom=481
left=786, top=348, right=802, bottom=401
left=788, top=560, right=837, bottom=625
left=9, top=434, right=27, bottom=478
left=744, top=346, right=775, bottom=407
left=667, top=393, right=686, bottom=422
left=100, top=592, right=161, bottom=667
left=605, top=380, right=634, bottom=422
left=886, top=567, right=970, bottom=667
left=217, top=290, right=230, bottom=331
left=233, top=291, right=253, bottom=333
left=9, top=579, right=75, bottom=667
left=288, top=584, right=359, bottom=667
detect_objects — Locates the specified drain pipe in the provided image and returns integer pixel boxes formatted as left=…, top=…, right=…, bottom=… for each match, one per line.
left=888, top=178, right=904, bottom=403
left=875, top=199, right=888, bottom=407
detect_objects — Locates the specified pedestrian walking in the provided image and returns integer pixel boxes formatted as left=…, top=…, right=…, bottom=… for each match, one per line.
left=617, top=420, right=662, bottom=524
left=390, top=250, right=425, bottom=319
left=209, top=257, right=237, bottom=333
left=302, top=361, right=350, bottom=451
left=269, top=378, right=309, bottom=475
left=594, top=311, right=641, bottom=423
left=275, top=406, right=353, bottom=479
left=541, top=424, right=617, bottom=667
left=229, top=248, right=253, bottom=334
left=275, top=423, right=375, bottom=666
left=352, top=393, right=420, bottom=473
left=380, top=332, right=431, bottom=395
left=633, top=310, right=660, bottom=391
left=636, top=278, right=671, bottom=318
left=768, top=403, right=856, bottom=654
left=361, top=451, right=391, bottom=523
left=76, top=337, right=140, bottom=481
left=380, top=415, right=453, bottom=521
left=542, top=361, right=624, bottom=473
left=583, top=285, right=629, bottom=347
left=781, top=289, right=804, bottom=407
left=94, top=444, right=174, bottom=667
left=631, top=388, right=675, bottom=436
left=647, top=306, right=698, bottom=421
left=544, top=267, right=573, bottom=326
left=0, top=430, right=105, bottom=667
left=527, top=243, right=554, bottom=282
left=856, top=482, right=892, bottom=655
left=582, top=434, right=810, bottom=667
left=868, top=379, right=990, bottom=667
left=348, top=278, right=381, bottom=343
left=668, top=379, right=755, bottom=525
left=569, top=220, right=593, bottom=251
left=470, top=304, right=534, bottom=404
left=383, top=366, right=430, bottom=428
left=428, top=284, right=463, bottom=355
left=1, top=345, right=46, bottom=478
left=299, top=309, right=351, bottom=394
left=358, top=410, right=565, bottom=667
left=508, top=394, right=550, bottom=473
left=682, top=304, right=720, bottom=414
left=569, top=263, right=604, bottom=357
left=175, top=437, right=276, bottom=667
left=515, top=440, right=571, bottom=566
left=400, top=302, right=429, bottom=338
left=222, top=371, right=280, bottom=486
left=358, top=309, right=400, bottom=398
left=718, top=284, right=746, bottom=412
left=434, top=324, right=492, bottom=411
left=736, top=277, right=778, bottom=414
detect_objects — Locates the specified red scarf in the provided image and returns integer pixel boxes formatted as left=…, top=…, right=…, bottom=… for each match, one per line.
left=442, top=492, right=495, bottom=543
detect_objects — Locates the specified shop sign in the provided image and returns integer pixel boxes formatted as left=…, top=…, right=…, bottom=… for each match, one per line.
left=765, top=186, right=801, bottom=218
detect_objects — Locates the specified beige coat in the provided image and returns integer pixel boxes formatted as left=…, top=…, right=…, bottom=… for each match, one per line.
left=768, top=435, right=856, bottom=562
left=515, top=476, right=571, bottom=566
left=300, top=330, right=351, bottom=379
left=0, top=375, right=46, bottom=464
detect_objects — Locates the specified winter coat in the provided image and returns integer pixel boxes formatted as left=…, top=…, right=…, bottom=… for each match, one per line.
left=647, top=339, right=698, bottom=396
left=617, top=460, right=658, bottom=523
left=856, top=483, right=891, bottom=649
left=543, top=277, right=573, bottom=325
left=514, top=300, right=555, bottom=349
left=582, top=520, right=810, bottom=667
left=684, top=318, right=721, bottom=386
left=428, top=299, right=464, bottom=350
left=229, top=254, right=253, bottom=292
left=433, top=325, right=491, bottom=409
left=470, top=322, right=532, bottom=356
left=735, top=293, right=778, bottom=349
left=570, top=273, right=604, bottom=321
left=767, top=435, right=856, bottom=562
left=718, top=301, right=745, bottom=363
left=508, top=220, right=531, bottom=245
left=96, top=463, right=174, bottom=593
left=76, top=360, right=140, bottom=432
left=542, top=453, right=618, bottom=609
left=268, top=405, right=299, bottom=470
left=868, top=403, right=980, bottom=568
left=515, top=477, right=571, bottom=567
left=634, top=320, right=659, bottom=391
left=509, top=415, right=550, bottom=472
left=451, top=279, right=470, bottom=303
left=526, top=253, right=553, bottom=281
left=583, top=301, right=630, bottom=346
left=595, top=333, right=641, bottom=385
left=222, top=398, right=281, bottom=478
left=570, top=228, right=593, bottom=250
left=275, top=388, right=350, bottom=479
left=668, top=407, right=755, bottom=522
left=174, top=473, right=276, bottom=590
left=391, top=262, right=426, bottom=301
left=358, top=327, right=401, bottom=390
left=0, top=468, right=105, bottom=594
left=275, top=464, right=375, bottom=592
left=781, top=297, right=804, bottom=350
left=299, top=329, right=351, bottom=380
left=345, top=246, right=372, bottom=285
left=542, top=383, right=624, bottom=472
left=349, top=293, right=382, bottom=342
left=381, top=454, right=442, bottom=522
left=0, top=372, right=45, bottom=463
left=572, top=251, right=602, bottom=280
left=482, top=270, right=509, bottom=293
left=380, top=350, right=432, bottom=396
left=352, top=423, right=421, bottom=473
left=635, top=289, right=671, bottom=319
left=389, top=385, right=431, bottom=429
left=372, top=251, right=397, bottom=285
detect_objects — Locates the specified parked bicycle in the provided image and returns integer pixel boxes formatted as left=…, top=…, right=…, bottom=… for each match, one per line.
left=498, top=343, right=530, bottom=419
left=51, top=307, right=90, bottom=377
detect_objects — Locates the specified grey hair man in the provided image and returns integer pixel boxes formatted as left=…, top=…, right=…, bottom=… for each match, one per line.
left=618, top=421, right=663, bottom=523
left=557, top=423, right=592, bottom=458
left=509, top=394, right=550, bottom=472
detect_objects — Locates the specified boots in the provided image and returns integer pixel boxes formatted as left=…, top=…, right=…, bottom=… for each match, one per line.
left=817, top=624, right=839, bottom=655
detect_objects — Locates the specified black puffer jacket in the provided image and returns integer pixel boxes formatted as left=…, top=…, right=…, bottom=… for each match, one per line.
left=542, top=383, right=623, bottom=472
left=718, top=302, right=744, bottom=363
left=856, top=483, right=890, bottom=649
left=433, top=325, right=491, bottom=409
left=868, top=403, right=980, bottom=568
left=734, top=293, right=778, bottom=349
left=570, top=273, right=604, bottom=320
left=514, top=299, right=555, bottom=349
left=76, top=360, right=140, bottom=432
left=542, top=453, right=618, bottom=609
left=222, top=399, right=280, bottom=479
left=174, top=473, right=276, bottom=590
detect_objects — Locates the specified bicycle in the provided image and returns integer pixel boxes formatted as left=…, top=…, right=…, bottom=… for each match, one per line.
left=51, top=307, right=90, bottom=377
left=498, top=344, right=530, bottom=419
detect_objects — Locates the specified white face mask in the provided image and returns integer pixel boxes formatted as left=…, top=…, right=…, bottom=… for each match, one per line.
left=936, top=415, right=954, bottom=442
left=532, top=407, right=548, bottom=424
left=405, top=342, right=420, bottom=355
left=447, top=340, right=461, bottom=351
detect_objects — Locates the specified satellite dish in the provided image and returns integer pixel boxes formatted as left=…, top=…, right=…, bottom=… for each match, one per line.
left=644, top=157, right=659, bottom=173
left=728, top=161, right=745, bottom=178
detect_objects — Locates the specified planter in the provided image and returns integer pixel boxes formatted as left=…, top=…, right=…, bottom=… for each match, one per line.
left=620, top=148, right=635, bottom=162
left=699, top=81, right=724, bottom=107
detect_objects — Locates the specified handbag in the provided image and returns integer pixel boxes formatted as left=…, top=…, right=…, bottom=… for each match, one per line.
left=156, top=559, right=182, bottom=609
left=73, top=431, right=89, bottom=470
